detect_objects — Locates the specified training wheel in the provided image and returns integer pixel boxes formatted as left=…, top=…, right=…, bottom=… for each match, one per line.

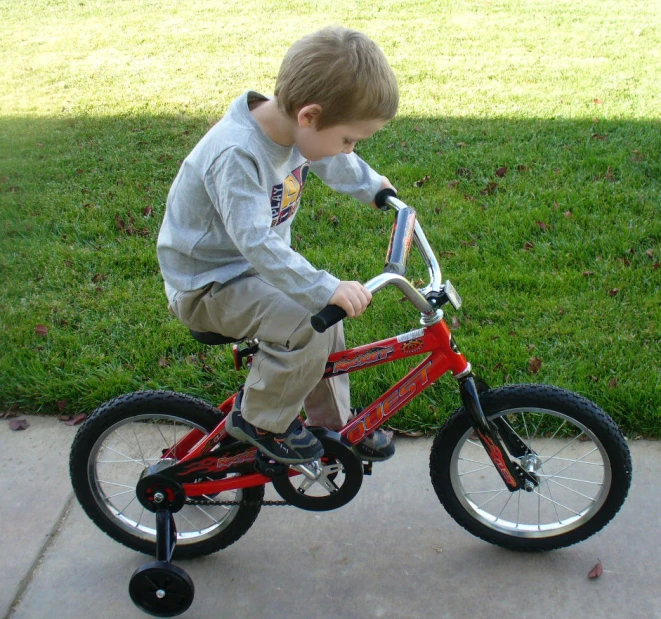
left=129, top=561, right=194, bottom=617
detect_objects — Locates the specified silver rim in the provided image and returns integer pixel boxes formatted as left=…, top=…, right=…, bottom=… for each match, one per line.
left=450, top=407, right=612, bottom=538
left=87, top=414, right=244, bottom=546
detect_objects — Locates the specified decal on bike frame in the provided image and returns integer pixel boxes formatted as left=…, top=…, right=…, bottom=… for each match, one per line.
left=346, top=359, right=433, bottom=444
left=324, top=345, right=395, bottom=376
left=173, top=447, right=258, bottom=479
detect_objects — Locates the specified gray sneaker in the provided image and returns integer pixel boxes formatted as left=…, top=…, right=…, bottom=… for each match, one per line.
left=350, top=408, right=395, bottom=461
left=225, top=394, right=323, bottom=464
left=355, top=428, right=395, bottom=461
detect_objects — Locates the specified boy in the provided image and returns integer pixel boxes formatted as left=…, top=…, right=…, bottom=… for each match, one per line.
left=157, top=26, right=398, bottom=465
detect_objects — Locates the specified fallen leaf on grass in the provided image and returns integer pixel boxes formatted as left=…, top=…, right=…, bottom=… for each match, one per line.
left=536, top=221, right=548, bottom=232
left=413, top=175, right=431, bottom=187
left=495, top=166, right=508, bottom=178
left=588, top=560, right=603, bottom=579
left=9, top=419, right=29, bottom=431
left=480, top=182, right=498, bottom=196
left=35, top=324, right=48, bottom=337
left=450, top=316, right=461, bottom=330
left=528, top=357, right=542, bottom=374
left=608, top=377, right=618, bottom=388
left=523, top=241, right=535, bottom=251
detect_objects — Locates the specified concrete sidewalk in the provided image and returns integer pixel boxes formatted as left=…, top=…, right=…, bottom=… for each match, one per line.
left=1, top=415, right=659, bottom=619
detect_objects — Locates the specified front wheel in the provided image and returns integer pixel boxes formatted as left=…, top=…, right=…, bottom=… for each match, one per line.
left=430, top=384, right=632, bottom=551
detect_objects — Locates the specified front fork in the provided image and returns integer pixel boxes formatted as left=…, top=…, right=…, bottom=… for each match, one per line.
left=458, top=374, right=538, bottom=492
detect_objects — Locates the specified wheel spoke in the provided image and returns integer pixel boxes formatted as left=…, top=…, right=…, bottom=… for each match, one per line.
left=131, top=424, right=147, bottom=465
left=544, top=477, right=599, bottom=501
left=458, top=456, right=492, bottom=466
left=495, top=492, right=515, bottom=520
left=458, top=464, right=493, bottom=476
left=103, top=489, right=135, bottom=500
left=476, top=489, right=507, bottom=509
left=533, top=489, right=583, bottom=517
left=98, top=480, right=136, bottom=489
left=116, top=494, right=138, bottom=517
left=193, top=504, right=222, bottom=524
left=101, top=445, right=148, bottom=466
left=545, top=447, right=600, bottom=478
left=536, top=474, right=602, bottom=485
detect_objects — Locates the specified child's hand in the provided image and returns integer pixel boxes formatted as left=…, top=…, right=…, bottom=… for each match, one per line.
left=329, top=281, right=372, bottom=318
left=371, top=177, right=397, bottom=209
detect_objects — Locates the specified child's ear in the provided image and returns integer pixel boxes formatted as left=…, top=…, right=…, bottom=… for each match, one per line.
left=297, top=104, right=323, bottom=128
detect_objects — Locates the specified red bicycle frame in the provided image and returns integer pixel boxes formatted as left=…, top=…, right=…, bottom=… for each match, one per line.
left=170, top=317, right=469, bottom=498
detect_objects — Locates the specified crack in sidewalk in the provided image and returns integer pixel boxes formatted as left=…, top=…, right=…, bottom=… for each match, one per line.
left=4, top=493, right=75, bottom=619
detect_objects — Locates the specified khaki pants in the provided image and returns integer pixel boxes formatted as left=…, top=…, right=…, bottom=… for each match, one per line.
left=170, top=276, right=350, bottom=433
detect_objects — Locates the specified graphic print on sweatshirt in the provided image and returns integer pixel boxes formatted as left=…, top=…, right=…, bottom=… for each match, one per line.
left=270, top=162, right=310, bottom=227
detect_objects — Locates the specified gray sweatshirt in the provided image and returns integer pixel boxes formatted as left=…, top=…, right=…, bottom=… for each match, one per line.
left=157, top=91, right=383, bottom=314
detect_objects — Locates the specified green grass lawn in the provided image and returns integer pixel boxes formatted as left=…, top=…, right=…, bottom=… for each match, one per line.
left=1, top=0, right=659, bottom=436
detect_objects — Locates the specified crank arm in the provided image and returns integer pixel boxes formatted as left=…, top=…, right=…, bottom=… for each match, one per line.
left=459, top=375, right=537, bottom=492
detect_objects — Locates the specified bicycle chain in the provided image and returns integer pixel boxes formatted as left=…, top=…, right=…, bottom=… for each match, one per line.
left=185, top=497, right=290, bottom=507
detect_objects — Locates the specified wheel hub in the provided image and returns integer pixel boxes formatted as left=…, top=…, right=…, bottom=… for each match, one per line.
left=519, top=453, right=542, bottom=473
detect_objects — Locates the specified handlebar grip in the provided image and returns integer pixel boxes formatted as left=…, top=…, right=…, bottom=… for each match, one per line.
left=374, top=188, right=398, bottom=211
left=311, top=305, right=347, bottom=333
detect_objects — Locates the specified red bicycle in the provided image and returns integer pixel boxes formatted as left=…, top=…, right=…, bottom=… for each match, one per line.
left=70, top=190, right=632, bottom=617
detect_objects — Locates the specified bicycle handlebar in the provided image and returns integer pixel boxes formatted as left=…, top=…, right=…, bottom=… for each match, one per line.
left=311, top=191, right=445, bottom=333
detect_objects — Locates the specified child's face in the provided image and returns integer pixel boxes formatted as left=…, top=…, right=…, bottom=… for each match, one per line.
left=295, top=117, right=386, bottom=161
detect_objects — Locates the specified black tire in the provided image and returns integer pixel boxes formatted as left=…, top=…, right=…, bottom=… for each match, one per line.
left=129, top=561, right=194, bottom=617
left=70, top=390, right=264, bottom=559
left=430, top=384, right=632, bottom=551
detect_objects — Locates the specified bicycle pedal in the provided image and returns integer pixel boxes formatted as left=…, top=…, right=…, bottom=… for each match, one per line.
left=254, top=452, right=288, bottom=478
left=363, top=462, right=373, bottom=476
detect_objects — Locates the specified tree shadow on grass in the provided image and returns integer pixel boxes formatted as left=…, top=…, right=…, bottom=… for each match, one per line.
left=0, top=114, right=659, bottom=434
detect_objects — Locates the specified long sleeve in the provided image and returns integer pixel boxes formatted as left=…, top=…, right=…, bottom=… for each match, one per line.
left=310, top=153, right=383, bottom=204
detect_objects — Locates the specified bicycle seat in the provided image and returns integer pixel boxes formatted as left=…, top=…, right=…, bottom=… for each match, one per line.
left=189, top=330, right=239, bottom=346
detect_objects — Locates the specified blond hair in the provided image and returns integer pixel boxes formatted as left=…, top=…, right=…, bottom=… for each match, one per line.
left=275, top=27, right=399, bottom=129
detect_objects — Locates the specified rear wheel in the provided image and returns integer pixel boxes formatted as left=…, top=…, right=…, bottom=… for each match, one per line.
left=430, top=384, right=631, bottom=550
left=70, top=390, right=264, bottom=558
